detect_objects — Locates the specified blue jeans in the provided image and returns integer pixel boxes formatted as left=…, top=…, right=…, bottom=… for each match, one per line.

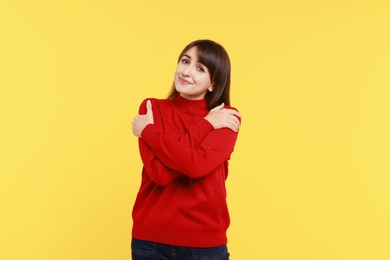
left=131, top=238, right=230, bottom=260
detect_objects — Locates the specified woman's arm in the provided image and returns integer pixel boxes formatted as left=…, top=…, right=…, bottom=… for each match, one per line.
left=138, top=139, right=181, bottom=186
left=133, top=99, right=242, bottom=179
left=141, top=124, right=239, bottom=179
left=133, top=99, right=217, bottom=185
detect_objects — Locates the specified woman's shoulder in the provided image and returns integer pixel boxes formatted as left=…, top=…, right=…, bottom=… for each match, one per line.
left=138, top=97, right=172, bottom=113
left=223, top=104, right=239, bottom=112
left=139, top=97, right=171, bottom=106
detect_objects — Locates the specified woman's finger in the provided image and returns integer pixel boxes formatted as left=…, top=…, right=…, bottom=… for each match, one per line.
left=228, top=117, right=240, bottom=132
left=146, top=100, right=153, bottom=115
left=224, top=109, right=242, bottom=119
left=210, top=103, right=225, bottom=112
left=220, top=117, right=237, bottom=132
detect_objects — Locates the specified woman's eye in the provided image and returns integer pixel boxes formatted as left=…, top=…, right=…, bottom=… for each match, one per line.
left=181, top=58, right=190, bottom=64
left=197, top=66, right=205, bottom=72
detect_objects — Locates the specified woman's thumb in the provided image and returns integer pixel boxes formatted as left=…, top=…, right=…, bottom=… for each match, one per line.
left=146, top=100, right=152, bottom=114
left=211, top=102, right=224, bottom=111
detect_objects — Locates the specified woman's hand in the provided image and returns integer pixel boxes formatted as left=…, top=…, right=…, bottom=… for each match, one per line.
left=204, top=103, right=242, bottom=132
left=132, top=100, right=154, bottom=137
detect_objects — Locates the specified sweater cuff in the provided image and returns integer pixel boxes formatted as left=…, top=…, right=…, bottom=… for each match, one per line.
left=195, top=118, right=214, bottom=134
left=140, top=123, right=158, bottom=145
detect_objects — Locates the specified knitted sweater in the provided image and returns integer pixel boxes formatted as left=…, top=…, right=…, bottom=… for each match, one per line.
left=131, top=94, right=239, bottom=247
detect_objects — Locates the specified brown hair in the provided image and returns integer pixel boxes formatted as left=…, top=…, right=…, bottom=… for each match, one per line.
left=167, top=39, right=231, bottom=110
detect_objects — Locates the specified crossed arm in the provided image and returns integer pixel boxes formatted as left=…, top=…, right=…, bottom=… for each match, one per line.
left=132, top=99, right=242, bottom=185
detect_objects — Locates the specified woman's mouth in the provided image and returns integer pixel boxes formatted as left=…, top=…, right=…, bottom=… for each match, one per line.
left=179, top=77, right=193, bottom=85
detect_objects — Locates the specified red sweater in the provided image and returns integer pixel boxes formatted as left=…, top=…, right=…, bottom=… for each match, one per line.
left=131, top=94, right=240, bottom=247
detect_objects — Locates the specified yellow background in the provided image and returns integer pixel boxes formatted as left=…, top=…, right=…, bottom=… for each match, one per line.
left=1, top=1, right=389, bottom=259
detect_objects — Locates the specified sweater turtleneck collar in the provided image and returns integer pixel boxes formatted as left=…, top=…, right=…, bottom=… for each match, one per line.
left=172, top=94, right=208, bottom=114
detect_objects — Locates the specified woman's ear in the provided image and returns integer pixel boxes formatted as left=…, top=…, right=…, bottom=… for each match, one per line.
left=208, top=84, right=214, bottom=92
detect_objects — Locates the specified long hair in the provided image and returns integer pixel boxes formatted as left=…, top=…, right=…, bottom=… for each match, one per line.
left=167, top=39, right=231, bottom=110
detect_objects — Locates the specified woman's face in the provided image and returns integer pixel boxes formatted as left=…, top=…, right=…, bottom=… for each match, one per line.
left=174, top=46, right=213, bottom=100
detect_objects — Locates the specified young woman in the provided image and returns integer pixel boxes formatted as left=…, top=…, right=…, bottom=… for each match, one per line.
left=131, top=39, right=242, bottom=260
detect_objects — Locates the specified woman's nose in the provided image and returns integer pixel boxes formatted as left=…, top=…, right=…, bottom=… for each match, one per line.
left=182, top=65, right=193, bottom=76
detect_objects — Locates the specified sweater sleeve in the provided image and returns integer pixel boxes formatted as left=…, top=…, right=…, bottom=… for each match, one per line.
left=141, top=109, right=240, bottom=179
left=137, top=98, right=215, bottom=185
left=138, top=138, right=181, bottom=186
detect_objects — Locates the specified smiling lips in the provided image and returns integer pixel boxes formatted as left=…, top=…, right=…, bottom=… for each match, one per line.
left=178, top=76, right=193, bottom=85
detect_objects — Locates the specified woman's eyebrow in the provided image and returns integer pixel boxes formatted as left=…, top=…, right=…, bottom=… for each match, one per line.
left=182, top=54, right=191, bottom=59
